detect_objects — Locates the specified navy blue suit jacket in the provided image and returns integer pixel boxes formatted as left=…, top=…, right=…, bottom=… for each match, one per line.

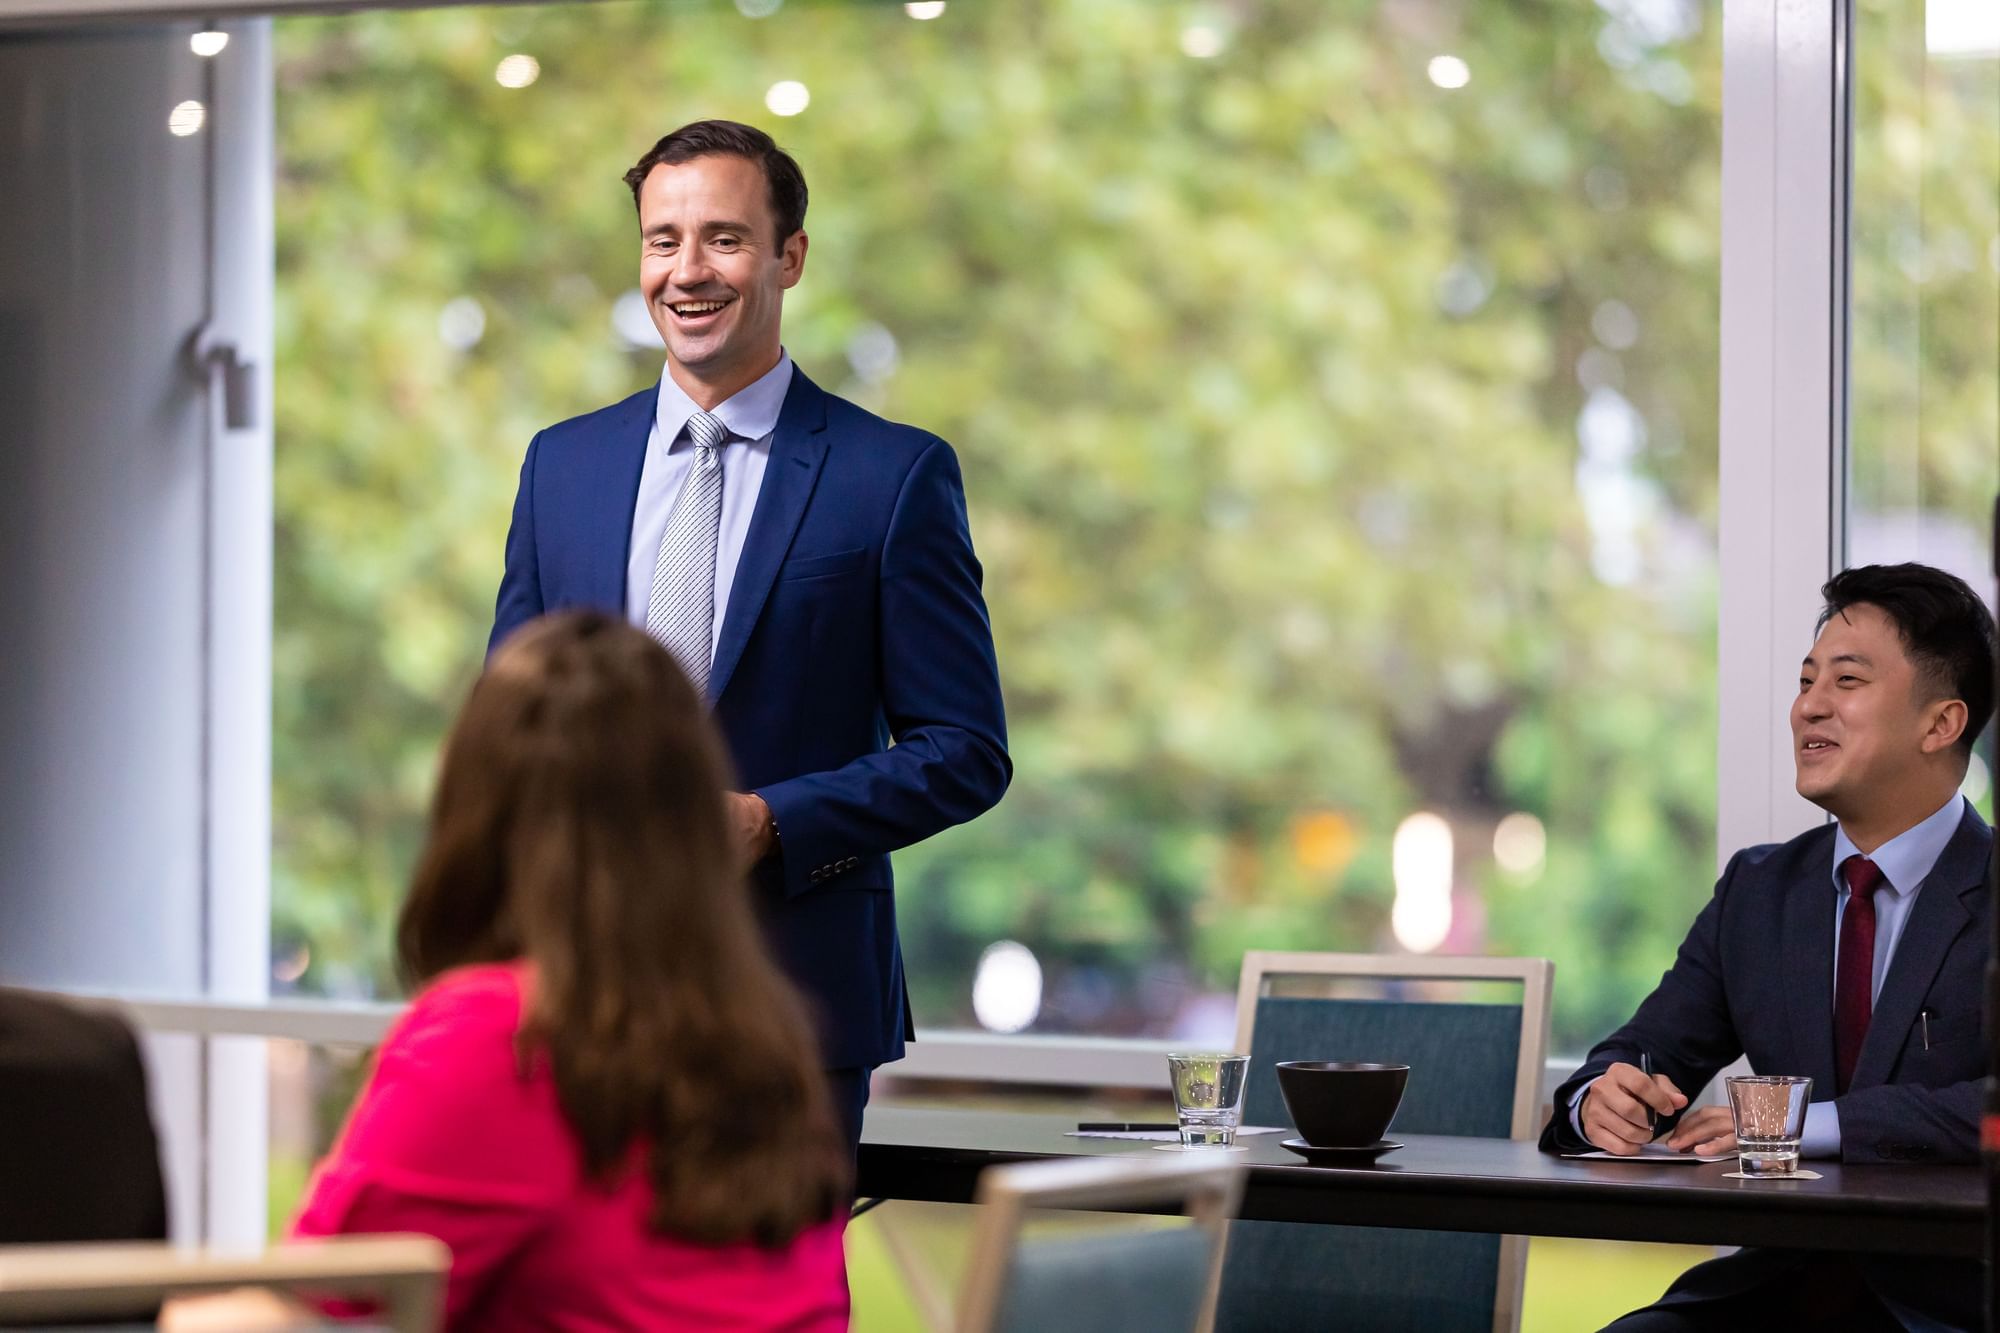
left=490, top=367, right=1011, bottom=1070
left=1539, top=806, right=1992, bottom=1326
left=1541, top=803, right=1990, bottom=1163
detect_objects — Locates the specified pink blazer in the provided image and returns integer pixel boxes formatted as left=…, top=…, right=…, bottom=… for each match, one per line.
left=292, top=962, right=850, bottom=1331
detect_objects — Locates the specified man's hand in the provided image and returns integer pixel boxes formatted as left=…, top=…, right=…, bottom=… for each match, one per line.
left=1663, top=1104, right=1735, bottom=1155
left=727, top=791, right=776, bottom=869
left=1579, top=1061, right=1688, bottom=1155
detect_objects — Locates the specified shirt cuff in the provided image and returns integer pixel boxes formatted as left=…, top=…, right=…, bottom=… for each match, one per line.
left=1799, top=1100, right=1840, bottom=1158
left=1568, top=1075, right=1601, bottom=1137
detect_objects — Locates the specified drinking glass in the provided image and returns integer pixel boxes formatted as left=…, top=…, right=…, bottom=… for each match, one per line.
left=1725, top=1075, right=1812, bottom=1177
left=1166, top=1052, right=1250, bottom=1148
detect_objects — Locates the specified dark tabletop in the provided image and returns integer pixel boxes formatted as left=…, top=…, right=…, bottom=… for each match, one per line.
left=858, top=1106, right=1985, bottom=1257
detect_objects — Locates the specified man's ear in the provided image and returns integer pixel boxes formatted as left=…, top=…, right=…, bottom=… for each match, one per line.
left=1919, top=698, right=1969, bottom=755
left=779, top=230, right=808, bottom=289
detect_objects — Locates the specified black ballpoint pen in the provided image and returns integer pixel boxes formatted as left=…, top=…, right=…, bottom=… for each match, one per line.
left=1640, top=1052, right=1657, bottom=1136
left=1077, top=1122, right=1179, bottom=1132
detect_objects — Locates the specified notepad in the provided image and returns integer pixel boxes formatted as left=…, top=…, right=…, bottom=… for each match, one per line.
left=1067, top=1126, right=1288, bottom=1142
left=1562, top=1141, right=1734, bottom=1164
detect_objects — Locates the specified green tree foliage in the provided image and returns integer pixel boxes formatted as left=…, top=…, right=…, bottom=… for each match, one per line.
left=273, top=0, right=1845, bottom=1054
left=1850, top=0, right=2000, bottom=535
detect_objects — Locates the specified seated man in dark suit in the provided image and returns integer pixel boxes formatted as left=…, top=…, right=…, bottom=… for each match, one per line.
left=0, top=988, right=167, bottom=1245
left=1539, top=562, right=1994, bottom=1332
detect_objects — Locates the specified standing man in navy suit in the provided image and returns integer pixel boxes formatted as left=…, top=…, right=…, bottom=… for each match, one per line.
left=1540, top=563, right=1994, bottom=1330
left=489, top=120, right=1011, bottom=1150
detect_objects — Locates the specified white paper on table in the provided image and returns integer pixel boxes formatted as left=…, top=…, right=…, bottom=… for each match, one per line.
left=1066, top=1126, right=1290, bottom=1142
left=1562, top=1141, right=1734, bottom=1164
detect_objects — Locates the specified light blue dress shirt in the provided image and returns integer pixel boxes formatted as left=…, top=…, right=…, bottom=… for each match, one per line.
left=623, top=353, right=793, bottom=646
left=1572, top=793, right=1967, bottom=1157
left=1796, top=791, right=1967, bottom=1154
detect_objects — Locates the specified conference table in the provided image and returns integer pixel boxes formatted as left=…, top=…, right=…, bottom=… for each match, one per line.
left=857, top=1107, right=1985, bottom=1258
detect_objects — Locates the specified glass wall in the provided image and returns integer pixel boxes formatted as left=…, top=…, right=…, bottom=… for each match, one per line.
left=270, top=0, right=1724, bottom=1054
left=1849, top=0, right=1999, bottom=811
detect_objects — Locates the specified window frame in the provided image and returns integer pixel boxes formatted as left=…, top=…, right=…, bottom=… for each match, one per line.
left=18, top=0, right=1861, bottom=1245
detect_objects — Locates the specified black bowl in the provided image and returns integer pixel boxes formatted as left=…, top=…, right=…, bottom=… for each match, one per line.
left=1275, top=1060, right=1410, bottom=1148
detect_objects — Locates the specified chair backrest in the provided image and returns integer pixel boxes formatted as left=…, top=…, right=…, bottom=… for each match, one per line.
left=1218, top=950, right=1552, bottom=1333
left=957, top=1154, right=1245, bottom=1333
left=1232, top=951, right=1553, bottom=1140
left=0, top=1234, right=448, bottom=1332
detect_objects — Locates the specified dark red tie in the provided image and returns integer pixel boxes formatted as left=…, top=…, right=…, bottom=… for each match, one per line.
left=1834, top=855, right=1883, bottom=1093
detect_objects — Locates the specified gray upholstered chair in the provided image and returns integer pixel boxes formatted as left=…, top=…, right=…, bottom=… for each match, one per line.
left=958, top=1154, right=1245, bottom=1333
left=0, top=1233, right=447, bottom=1331
left=1215, top=950, right=1553, bottom=1333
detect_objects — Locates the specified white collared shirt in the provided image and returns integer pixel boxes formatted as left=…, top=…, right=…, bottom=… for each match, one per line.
left=623, top=353, right=794, bottom=648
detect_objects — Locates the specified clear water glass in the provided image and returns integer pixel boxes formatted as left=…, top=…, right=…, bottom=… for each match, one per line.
left=1166, top=1051, right=1250, bottom=1147
left=1725, top=1075, right=1812, bottom=1177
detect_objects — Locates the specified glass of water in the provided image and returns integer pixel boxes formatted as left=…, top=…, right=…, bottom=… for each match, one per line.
left=1166, top=1051, right=1250, bottom=1148
left=1725, top=1075, right=1812, bottom=1177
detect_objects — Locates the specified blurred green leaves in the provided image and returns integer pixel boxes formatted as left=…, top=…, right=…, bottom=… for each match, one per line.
left=277, top=0, right=1974, bottom=1057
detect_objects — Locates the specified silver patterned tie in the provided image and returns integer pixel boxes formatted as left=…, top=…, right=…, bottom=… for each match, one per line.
left=644, top=410, right=728, bottom=694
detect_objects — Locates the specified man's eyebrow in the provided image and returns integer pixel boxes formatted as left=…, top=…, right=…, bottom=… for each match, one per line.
left=642, top=219, right=756, bottom=239
left=1801, top=653, right=1874, bottom=669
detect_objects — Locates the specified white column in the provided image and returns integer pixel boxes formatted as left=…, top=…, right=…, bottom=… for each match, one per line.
left=1716, top=0, right=1847, bottom=865
left=0, top=17, right=274, bottom=1245
left=204, top=16, right=277, bottom=1249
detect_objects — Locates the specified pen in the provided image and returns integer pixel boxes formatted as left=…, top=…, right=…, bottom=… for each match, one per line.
left=1639, top=1052, right=1656, bottom=1136
left=1076, top=1122, right=1179, bottom=1132
left=1921, top=1008, right=1934, bottom=1051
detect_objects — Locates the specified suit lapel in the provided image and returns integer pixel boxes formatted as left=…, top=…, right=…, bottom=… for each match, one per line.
left=1782, top=829, right=1839, bottom=1091
left=708, top=369, right=829, bottom=703
left=583, top=388, right=655, bottom=612
left=1851, top=807, right=1988, bottom=1089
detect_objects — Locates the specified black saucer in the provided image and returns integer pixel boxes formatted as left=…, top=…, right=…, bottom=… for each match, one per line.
left=1279, top=1137, right=1403, bottom=1164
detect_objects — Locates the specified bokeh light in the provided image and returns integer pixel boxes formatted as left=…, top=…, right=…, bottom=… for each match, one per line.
left=1392, top=812, right=1454, bottom=952
left=1492, top=812, right=1548, bottom=878
left=1428, top=54, right=1471, bottom=88
left=972, top=940, right=1043, bottom=1033
left=765, top=80, right=810, bottom=116
left=494, top=54, right=540, bottom=88
left=168, top=100, right=206, bottom=136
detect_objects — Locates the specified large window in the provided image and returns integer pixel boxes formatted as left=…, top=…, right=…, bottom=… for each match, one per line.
left=1849, top=0, right=1999, bottom=807
left=271, top=0, right=1725, bottom=1054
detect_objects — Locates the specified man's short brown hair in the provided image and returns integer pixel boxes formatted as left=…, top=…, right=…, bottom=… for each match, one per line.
left=622, top=119, right=808, bottom=246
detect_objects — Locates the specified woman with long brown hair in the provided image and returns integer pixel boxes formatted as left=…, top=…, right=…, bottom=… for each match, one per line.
left=289, top=611, right=852, bottom=1329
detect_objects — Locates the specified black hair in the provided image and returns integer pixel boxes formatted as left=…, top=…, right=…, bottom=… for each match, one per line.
left=1817, top=562, right=1996, bottom=759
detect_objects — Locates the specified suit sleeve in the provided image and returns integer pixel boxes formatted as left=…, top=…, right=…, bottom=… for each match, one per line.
left=1835, top=1077, right=1981, bottom=1163
left=1539, top=852, right=1751, bottom=1153
left=488, top=431, right=546, bottom=658
left=754, top=438, right=1011, bottom=898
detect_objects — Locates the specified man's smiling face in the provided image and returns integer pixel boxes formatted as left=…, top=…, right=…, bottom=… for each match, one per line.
left=1790, top=602, right=1937, bottom=821
left=637, top=153, right=806, bottom=406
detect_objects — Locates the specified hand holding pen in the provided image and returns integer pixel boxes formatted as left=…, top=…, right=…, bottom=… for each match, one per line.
left=1578, top=1053, right=1688, bottom=1156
